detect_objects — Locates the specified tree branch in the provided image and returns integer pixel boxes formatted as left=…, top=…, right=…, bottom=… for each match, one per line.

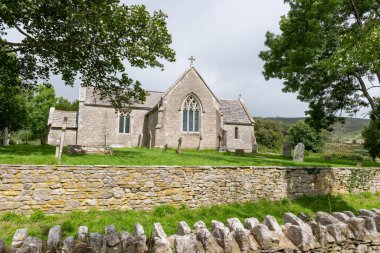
left=350, top=0, right=363, bottom=27
left=0, top=41, right=25, bottom=47
left=13, top=24, right=34, bottom=40
left=354, top=73, right=376, bottom=110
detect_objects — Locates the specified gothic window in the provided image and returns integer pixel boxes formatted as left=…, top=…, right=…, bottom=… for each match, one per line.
left=182, top=95, right=200, bottom=132
left=235, top=127, right=239, bottom=139
left=119, top=113, right=130, bottom=133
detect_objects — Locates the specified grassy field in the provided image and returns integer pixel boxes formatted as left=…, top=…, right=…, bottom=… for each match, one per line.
left=0, top=192, right=379, bottom=245
left=0, top=144, right=379, bottom=167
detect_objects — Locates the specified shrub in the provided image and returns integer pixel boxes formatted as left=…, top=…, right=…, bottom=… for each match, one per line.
left=287, top=120, right=323, bottom=152
left=255, top=119, right=286, bottom=150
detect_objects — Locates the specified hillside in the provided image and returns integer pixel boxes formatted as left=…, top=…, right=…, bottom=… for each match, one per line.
left=262, top=117, right=369, bottom=133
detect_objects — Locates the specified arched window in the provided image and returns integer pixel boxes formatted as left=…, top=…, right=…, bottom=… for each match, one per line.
left=182, top=95, right=200, bottom=132
left=235, top=127, right=239, bottom=139
left=119, top=113, right=130, bottom=133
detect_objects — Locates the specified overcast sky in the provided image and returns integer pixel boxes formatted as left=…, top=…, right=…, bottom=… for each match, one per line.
left=48, top=0, right=315, bottom=117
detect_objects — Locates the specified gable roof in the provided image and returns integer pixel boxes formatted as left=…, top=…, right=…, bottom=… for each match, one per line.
left=84, top=88, right=163, bottom=109
left=48, top=108, right=78, bottom=128
left=161, top=66, right=219, bottom=103
left=220, top=99, right=254, bottom=125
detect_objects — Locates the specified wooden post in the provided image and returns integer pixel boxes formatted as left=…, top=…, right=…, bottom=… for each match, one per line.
left=57, top=117, right=68, bottom=163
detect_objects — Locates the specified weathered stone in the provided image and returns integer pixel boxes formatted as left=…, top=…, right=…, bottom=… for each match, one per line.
left=372, top=208, right=380, bottom=215
left=153, top=223, right=172, bottom=253
left=297, top=212, right=312, bottom=222
left=211, top=221, right=237, bottom=253
left=104, top=225, right=120, bottom=247
left=244, top=218, right=259, bottom=230
left=332, top=212, right=350, bottom=222
left=0, top=239, right=6, bottom=253
left=283, top=141, right=292, bottom=157
left=62, top=236, right=75, bottom=253
left=21, top=237, right=43, bottom=253
left=362, top=216, right=378, bottom=235
left=11, top=228, right=28, bottom=248
left=346, top=217, right=372, bottom=241
left=315, top=211, right=341, bottom=225
left=309, top=221, right=334, bottom=248
left=227, top=218, right=245, bottom=232
left=89, top=233, right=103, bottom=253
left=120, top=232, right=136, bottom=253
left=343, top=211, right=356, bottom=218
left=293, top=143, right=304, bottom=161
left=326, top=223, right=348, bottom=243
left=264, top=215, right=284, bottom=236
left=173, top=234, right=205, bottom=253
left=285, top=224, right=315, bottom=251
left=227, top=218, right=258, bottom=252
left=194, top=221, right=224, bottom=253
left=78, top=226, right=90, bottom=243
left=359, top=209, right=377, bottom=218
left=133, top=223, right=148, bottom=253
left=177, top=221, right=191, bottom=236
left=284, top=213, right=312, bottom=235
left=251, top=224, right=280, bottom=250
left=47, top=225, right=61, bottom=253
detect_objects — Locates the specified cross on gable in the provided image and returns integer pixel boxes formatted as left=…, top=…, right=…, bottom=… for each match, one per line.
left=189, top=56, right=195, bottom=66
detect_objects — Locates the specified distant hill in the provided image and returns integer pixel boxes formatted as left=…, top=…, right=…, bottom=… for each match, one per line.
left=261, top=117, right=369, bottom=133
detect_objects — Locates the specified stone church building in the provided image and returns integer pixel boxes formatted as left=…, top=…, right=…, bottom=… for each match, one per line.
left=48, top=67, right=256, bottom=151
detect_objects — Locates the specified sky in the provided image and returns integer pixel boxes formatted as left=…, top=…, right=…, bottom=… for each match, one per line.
left=6, top=1, right=320, bottom=117
left=48, top=0, right=313, bottom=118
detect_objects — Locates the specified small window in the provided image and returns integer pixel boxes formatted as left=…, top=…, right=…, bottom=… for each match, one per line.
left=119, top=113, right=130, bottom=133
left=235, top=127, right=239, bottom=139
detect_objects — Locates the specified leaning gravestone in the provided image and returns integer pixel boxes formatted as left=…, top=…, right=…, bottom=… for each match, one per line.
left=283, top=141, right=291, bottom=157
left=293, top=143, right=305, bottom=162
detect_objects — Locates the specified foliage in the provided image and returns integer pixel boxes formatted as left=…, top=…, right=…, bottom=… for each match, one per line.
left=55, top=97, right=79, bottom=111
left=287, top=121, right=324, bottom=152
left=0, top=51, right=28, bottom=144
left=0, top=0, right=175, bottom=108
left=1, top=192, right=380, bottom=246
left=259, top=0, right=380, bottom=129
left=28, top=85, right=56, bottom=144
left=255, top=119, right=286, bottom=150
left=0, top=144, right=378, bottom=167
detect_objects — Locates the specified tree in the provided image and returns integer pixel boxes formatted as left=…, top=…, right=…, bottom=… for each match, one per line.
left=259, top=0, right=380, bottom=129
left=287, top=121, right=323, bottom=152
left=362, top=120, right=380, bottom=161
left=0, top=1, right=175, bottom=108
left=255, top=119, right=286, bottom=150
left=28, top=85, right=56, bottom=144
left=55, top=97, right=79, bottom=111
left=0, top=50, right=28, bottom=145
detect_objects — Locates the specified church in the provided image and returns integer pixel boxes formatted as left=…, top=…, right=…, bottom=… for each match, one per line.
left=47, top=66, right=256, bottom=151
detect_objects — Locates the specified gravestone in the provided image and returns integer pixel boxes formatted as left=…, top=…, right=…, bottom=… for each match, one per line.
left=283, top=141, right=291, bottom=157
left=197, top=135, right=204, bottom=151
left=293, top=143, right=305, bottom=161
left=252, top=143, right=258, bottom=154
left=176, top=137, right=182, bottom=154
left=149, top=131, right=152, bottom=149
left=138, top=133, right=143, bottom=148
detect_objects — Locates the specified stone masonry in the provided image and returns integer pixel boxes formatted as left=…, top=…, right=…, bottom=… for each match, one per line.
left=3, top=209, right=380, bottom=252
left=1, top=165, right=380, bottom=214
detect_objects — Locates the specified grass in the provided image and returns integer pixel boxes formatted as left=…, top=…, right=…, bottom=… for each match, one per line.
left=0, top=144, right=379, bottom=167
left=1, top=192, right=380, bottom=245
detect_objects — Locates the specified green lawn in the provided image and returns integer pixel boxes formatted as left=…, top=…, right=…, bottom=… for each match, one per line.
left=1, top=192, right=380, bottom=245
left=0, top=144, right=379, bottom=167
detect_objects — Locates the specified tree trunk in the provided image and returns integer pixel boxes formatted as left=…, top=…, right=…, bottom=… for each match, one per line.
left=2, top=127, right=9, bottom=146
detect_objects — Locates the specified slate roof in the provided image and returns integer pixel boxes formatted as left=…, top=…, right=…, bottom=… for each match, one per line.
left=48, top=109, right=78, bottom=128
left=85, top=89, right=163, bottom=109
left=220, top=99, right=254, bottom=125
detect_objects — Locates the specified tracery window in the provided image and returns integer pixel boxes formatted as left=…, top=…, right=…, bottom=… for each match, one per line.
left=119, top=113, right=130, bottom=133
left=182, top=95, right=200, bottom=132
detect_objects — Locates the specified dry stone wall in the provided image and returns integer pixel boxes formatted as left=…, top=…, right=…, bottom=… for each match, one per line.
left=1, top=165, right=380, bottom=214
left=3, top=209, right=380, bottom=252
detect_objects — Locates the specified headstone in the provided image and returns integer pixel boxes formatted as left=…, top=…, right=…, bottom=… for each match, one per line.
left=252, top=143, right=258, bottom=154
left=283, top=142, right=291, bottom=157
left=293, top=143, right=304, bottom=162
left=176, top=137, right=182, bottom=154
left=149, top=131, right=152, bottom=149
left=138, top=133, right=143, bottom=148
left=197, top=135, right=203, bottom=151
left=235, top=149, right=245, bottom=156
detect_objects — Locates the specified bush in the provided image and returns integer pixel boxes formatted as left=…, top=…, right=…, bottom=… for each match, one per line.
left=255, top=119, right=286, bottom=150
left=362, top=120, right=380, bottom=161
left=287, top=120, right=323, bottom=152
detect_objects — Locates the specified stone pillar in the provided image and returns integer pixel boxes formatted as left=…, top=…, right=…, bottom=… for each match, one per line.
left=57, top=117, right=68, bottom=163
left=293, top=143, right=305, bottom=161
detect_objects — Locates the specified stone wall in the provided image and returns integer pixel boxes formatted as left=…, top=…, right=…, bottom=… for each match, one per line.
left=1, top=165, right=380, bottom=214
left=3, top=209, right=380, bottom=253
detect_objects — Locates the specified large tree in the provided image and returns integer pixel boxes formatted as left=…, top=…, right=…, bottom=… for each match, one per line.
left=259, top=0, right=380, bottom=129
left=0, top=50, right=28, bottom=145
left=0, top=0, right=175, bottom=107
